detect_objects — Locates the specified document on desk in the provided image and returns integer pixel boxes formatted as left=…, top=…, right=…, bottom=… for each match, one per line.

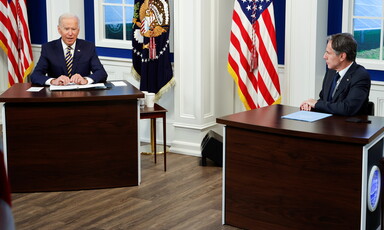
left=27, top=87, right=44, bottom=92
left=49, top=83, right=106, bottom=91
left=111, top=81, right=127, bottom=87
left=281, top=111, right=332, bottom=122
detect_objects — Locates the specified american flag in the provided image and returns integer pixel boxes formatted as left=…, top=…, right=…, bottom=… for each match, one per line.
left=228, top=0, right=281, bottom=110
left=0, top=0, right=33, bottom=87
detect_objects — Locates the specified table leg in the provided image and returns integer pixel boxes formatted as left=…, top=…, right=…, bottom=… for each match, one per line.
left=151, top=118, right=157, bottom=164
left=163, top=115, right=166, bottom=171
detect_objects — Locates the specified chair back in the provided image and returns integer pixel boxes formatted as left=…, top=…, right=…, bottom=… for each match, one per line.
left=368, top=101, right=374, bottom=116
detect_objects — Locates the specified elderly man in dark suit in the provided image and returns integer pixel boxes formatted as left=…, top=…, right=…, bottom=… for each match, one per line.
left=300, top=33, right=371, bottom=116
left=31, top=13, right=107, bottom=86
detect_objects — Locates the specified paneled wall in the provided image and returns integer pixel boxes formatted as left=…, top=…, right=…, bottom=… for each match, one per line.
left=370, top=83, right=384, bottom=116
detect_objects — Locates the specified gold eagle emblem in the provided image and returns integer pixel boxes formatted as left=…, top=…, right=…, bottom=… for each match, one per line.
left=134, top=0, right=170, bottom=38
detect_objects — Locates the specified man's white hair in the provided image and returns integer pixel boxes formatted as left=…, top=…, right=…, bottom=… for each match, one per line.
left=58, top=13, right=80, bottom=28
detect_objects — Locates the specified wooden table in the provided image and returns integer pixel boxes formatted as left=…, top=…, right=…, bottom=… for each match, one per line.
left=0, top=81, right=144, bottom=192
left=140, top=103, right=167, bottom=171
left=217, top=104, right=384, bottom=230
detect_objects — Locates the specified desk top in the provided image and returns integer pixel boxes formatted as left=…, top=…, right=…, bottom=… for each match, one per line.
left=140, top=103, right=167, bottom=114
left=0, top=81, right=144, bottom=103
left=140, top=103, right=168, bottom=120
left=217, top=104, right=384, bottom=144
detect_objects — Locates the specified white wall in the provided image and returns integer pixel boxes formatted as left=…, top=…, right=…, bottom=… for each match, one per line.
left=0, top=48, right=6, bottom=92
left=46, top=0, right=85, bottom=41
left=369, top=82, right=384, bottom=116
left=0, top=47, right=6, bottom=115
left=284, top=0, right=328, bottom=106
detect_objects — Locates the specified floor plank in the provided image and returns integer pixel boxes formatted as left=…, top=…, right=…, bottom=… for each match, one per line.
left=10, top=153, right=242, bottom=230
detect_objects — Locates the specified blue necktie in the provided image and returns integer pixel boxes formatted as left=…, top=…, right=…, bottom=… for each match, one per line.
left=328, top=73, right=340, bottom=101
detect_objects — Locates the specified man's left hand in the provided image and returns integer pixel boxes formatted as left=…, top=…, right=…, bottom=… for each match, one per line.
left=300, top=99, right=317, bottom=111
left=70, top=74, right=88, bottom=85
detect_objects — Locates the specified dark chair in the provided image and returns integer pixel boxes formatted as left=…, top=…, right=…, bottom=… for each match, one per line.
left=201, top=130, right=223, bottom=167
left=368, top=101, right=375, bottom=116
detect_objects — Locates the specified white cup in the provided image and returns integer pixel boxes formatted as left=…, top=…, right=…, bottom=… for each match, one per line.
left=140, top=91, right=148, bottom=107
left=139, top=98, right=145, bottom=107
left=146, top=92, right=155, bottom=107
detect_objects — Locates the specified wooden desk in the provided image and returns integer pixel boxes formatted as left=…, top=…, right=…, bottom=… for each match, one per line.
left=217, top=104, right=384, bottom=230
left=140, top=103, right=167, bottom=171
left=0, top=81, right=144, bottom=192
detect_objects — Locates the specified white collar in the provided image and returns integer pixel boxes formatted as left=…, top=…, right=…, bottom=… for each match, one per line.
left=337, top=62, right=353, bottom=79
left=61, top=39, right=76, bottom=51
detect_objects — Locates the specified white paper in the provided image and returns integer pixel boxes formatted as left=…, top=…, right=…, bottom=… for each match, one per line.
left=111, top=81, right=127, bottom=87
left=27, top=87, right=44, bottom=92
left=49, top=83, right=106, bottom=91
left=281, top=111, right=332, bottom=122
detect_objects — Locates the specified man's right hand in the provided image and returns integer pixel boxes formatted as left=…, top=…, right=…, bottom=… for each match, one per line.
left=51, top=75, right=71, bottom=85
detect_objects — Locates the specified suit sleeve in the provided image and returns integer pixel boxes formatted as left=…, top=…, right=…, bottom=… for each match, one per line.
left=87, top=46, right=108, bottom=83
left=314, top=67, right=371, bottom=116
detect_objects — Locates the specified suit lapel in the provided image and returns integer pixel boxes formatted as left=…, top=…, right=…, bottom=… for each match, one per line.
left=72, top=40, right=82, bottom=75
left=56, top=39, right=67, bottom=74
left=332, top=63, right=356, bottom=100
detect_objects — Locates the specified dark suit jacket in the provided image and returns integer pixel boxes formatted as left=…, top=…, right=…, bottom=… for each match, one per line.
left=314, top=62, right=371, bottom=116
left=30, top=38, right=108, bottom=85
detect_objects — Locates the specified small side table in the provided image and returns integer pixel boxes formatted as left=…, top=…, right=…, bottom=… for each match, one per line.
left=140, top=103, right=167, bottom=171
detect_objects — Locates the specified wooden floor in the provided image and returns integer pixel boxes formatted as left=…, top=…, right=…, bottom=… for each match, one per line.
left=10, top=152, right=241, bottom=230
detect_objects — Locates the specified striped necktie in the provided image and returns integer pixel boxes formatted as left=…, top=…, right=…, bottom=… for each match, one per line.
left=65, top=46, right=73, bottom=77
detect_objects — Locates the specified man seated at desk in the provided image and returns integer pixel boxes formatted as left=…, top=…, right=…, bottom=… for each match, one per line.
left=30, top=13, right=107, bottom=86
left=300, top=33, right=371, bottom=116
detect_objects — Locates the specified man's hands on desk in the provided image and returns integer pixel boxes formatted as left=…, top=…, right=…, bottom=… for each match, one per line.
left=51, top=74, right=88, bottom=86
left=300, top=99, right=317, bottom=111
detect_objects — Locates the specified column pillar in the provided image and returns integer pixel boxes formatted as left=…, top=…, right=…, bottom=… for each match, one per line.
left=171, top=0, right=229, bottom=156
left=284, top=0, right=328, bottom=106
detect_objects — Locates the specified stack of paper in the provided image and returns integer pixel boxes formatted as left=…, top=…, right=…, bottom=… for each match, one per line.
left=49, top=83, right=106, bottom=91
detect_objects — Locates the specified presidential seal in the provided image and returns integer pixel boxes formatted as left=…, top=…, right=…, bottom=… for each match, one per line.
left=367, top=165, right=381, bottom=212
